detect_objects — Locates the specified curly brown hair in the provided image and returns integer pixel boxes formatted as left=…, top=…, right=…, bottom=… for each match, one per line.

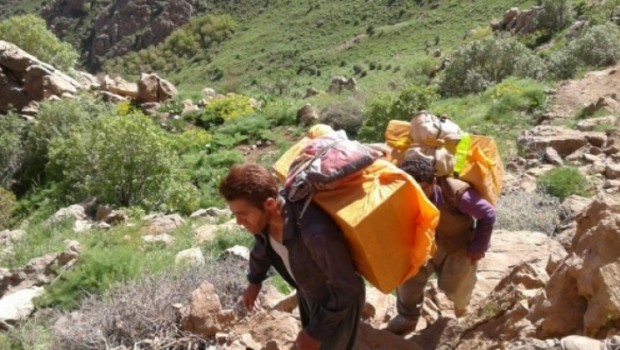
left=400, top=157, right=435, bottom=183
left=219, top=163, right=279, bottom=209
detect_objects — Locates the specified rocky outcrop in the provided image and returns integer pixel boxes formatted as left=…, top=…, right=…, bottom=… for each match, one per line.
left=296, top=104, right=319, bottom=126
left=491, top=6, right=541, bottom=35
left=87, top=0, right=195, bottom=69
left=0, top=40, right=81, bottom=114
left=416, top=193, right=620, bottom=349
left=512, top=125, right=620, bottom=194
left=326, top=76, right=357, bottom=93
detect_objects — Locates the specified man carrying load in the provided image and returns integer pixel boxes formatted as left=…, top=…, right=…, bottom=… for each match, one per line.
left=387, top=156, right=497, bottom=335
left=219, top=163, right=365, bottom=350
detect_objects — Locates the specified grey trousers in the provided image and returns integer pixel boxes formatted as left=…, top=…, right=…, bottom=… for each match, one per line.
left=396, top=245, right=477, bottom=318
left=297, top=288, right=365, bottom=350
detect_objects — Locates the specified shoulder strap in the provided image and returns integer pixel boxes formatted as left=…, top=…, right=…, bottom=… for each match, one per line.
left=438, top=177, right=470, bottom=208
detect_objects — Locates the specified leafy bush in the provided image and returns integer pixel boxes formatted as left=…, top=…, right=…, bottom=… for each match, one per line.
left=545, top=49, right=579, bottom=79
left=535, top=0, right=574, bottom=33
left=0, top=187, right=15, bottom=230
left=495, top=190, right=560, bottom=235
left=439, top=37, right=544, bottom=97
left=0, top=113, right=28, bottom=191
left=536, top=167, right=591, bottom=201
left=18, top=97, right=113, bottom=192
left=568, top=23, right=620, bottom=67
left=319, top=98, right=365, bottom=137
left=47, top=112, right=198, bottom=213
left=358, top=84, right=438, bottom=142
left=0, top=14, right=79, bottom=70
left=169, top=128, right=212, bottom=154
left=199, top=95, right=256, bottom=127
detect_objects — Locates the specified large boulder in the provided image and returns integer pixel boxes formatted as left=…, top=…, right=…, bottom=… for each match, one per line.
left=137, top=73, right=178, bottom=103
left=517, top=125, right=606, bottom=159
left=0, top=40, right=81, bottom=113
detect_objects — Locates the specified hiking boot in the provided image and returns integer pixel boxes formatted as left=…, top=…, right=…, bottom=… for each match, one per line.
left=561, top=335, right=604, bottom=350
left=386, top=315, right=418, bottom=336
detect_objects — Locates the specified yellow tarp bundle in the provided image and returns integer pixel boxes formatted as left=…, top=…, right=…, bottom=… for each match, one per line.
left=383, top=120, right=411, bottom=165
left=313, top=160, right=438, bottom=293
left=383, top=120, right=504, bottom=207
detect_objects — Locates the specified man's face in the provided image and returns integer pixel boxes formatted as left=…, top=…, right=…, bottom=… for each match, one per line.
left=228, top=198, right=270, bottom=235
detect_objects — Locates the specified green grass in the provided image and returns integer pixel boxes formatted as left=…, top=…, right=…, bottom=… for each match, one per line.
left=164, top=0, right=536, bottom=97
left=429, top=78, right=549, bottom=158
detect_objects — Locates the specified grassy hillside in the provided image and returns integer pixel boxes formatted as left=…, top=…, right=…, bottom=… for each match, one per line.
left=0, top=0, right=40, bottom=18
left=165, top=0, right=536, bottom=96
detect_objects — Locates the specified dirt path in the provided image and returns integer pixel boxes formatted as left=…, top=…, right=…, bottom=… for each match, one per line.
left=545, top=65, right=620, bottom=121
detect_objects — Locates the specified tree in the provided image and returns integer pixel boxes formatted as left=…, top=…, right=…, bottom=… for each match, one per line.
left=0, top=14, right=79, bottom=70
left=47, top=112, right=199, bottom=213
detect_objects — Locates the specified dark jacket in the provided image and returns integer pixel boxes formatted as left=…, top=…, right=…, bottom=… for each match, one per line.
left=247, top=198, right=364, bottom=342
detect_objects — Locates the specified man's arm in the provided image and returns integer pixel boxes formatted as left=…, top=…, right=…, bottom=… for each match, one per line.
left=247, top=236, right=272, bottom=284
left=457, top=188, right=496, bottom=256
left=244, top=237, right=273, bottom=312
left=300, top=206, right=363, bottom=342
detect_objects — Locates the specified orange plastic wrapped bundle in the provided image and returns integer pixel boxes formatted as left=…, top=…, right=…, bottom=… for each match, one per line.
left=453, top=134, right=504, bottom=207
left=313, top=159, right=438, bottom=293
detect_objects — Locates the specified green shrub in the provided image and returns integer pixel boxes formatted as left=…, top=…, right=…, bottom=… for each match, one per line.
left=319, top=98, right=365, bottom=137
left=47, top=112, right=198, bottom=213
left=535, top=0, right=574, bottom=33
left=536, top=167, right=591, bottom=201
left=0, top=113, right=28, bottom=191
left=568, top=23, right=620, bottom=67
left=358, top=84, right=438, bottom=142
left=439, top=37, right=544, bottom=96
left=169, top=128, right=212, bottom=154
left=199, top=95, right=256, bottom=127
left=0, top=187, right=15, bottom=230
left=19, top=97, right=113, bottom=192
left=546, top=49, right=578, bottom=79
left=0, top=14, right=79, bottom=70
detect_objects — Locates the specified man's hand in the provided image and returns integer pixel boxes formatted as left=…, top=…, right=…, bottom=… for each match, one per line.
left=243, top=282, right=262, bottom=312
left=466, top=251, right=485, bottom=264
left=295, top=329, right=321, bottom=350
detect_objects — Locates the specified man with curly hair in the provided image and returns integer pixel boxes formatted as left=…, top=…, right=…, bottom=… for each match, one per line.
left=219, top=163, right=365, bottom=350
left=387, top=156, right=496, bottom=335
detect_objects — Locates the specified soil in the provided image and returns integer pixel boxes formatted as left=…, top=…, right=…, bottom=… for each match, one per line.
left=545, top=65, right=620, bottom=121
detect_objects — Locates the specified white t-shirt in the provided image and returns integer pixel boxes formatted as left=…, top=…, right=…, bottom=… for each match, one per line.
left=269, top=235, right=296, bottom=283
